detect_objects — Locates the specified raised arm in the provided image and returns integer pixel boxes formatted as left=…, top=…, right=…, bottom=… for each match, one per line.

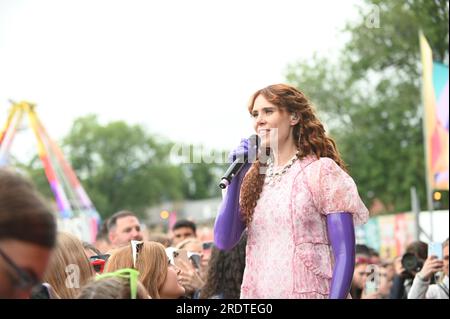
left=214, top=137, right=257, bottom=250
left=213, top=164, right=249, bottom=250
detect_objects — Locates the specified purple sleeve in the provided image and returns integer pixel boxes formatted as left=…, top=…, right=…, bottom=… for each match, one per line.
left=213, top=164, right=250, bottom=250
left=327, top=212, right=355, bottom=299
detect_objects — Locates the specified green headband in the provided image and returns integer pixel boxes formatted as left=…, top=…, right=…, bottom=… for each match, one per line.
left=96, top=268, right=140, bottom=299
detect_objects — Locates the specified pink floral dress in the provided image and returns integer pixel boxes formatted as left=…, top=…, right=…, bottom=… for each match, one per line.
left=240, top=156, right=369, bottom=299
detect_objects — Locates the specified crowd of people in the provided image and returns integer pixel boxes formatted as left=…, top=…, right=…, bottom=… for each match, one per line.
left=0, top=168, right=248, bottom=299
left=351, top=240, right=449, bottom=299
left=0, top=167, right=447, bottom=299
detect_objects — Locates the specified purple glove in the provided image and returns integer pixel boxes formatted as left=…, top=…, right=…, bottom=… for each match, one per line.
left=227, top=135, right=259, bottom=163
left=327, top=212, right=355, bottom=299
left=214, top=138, right=257, bottom=250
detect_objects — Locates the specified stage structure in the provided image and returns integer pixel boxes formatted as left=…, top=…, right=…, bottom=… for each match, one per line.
left=0, top=101, right=100, bottom=242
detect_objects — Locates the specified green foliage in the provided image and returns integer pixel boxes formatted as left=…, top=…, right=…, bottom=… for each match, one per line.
left=16, top=114, right=226, bottom=220
left=57, top=115, right=222, bottom=219
left=286, top=0, right=449, bottom=213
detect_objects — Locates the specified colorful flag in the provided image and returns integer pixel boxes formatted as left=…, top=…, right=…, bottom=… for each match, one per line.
left=419, top=32, right=449, bottom=190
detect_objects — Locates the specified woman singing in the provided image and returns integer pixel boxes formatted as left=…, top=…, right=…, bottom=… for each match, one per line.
left=214, top=84, right=369, bottom=299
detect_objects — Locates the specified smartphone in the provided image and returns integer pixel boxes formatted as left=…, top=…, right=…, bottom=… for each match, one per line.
left=428, top=242, right=443, bottom=259
left=187, top=252, right=201, bottom=269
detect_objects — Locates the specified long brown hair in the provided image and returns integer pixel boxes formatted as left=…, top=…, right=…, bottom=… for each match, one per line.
left=240, top=84, right=347, bottom=225
left=104, top=241, right=168, bottom=299
left=200, top=232, right=247, bottom=299
left=43, top=232, right=95, bottom=299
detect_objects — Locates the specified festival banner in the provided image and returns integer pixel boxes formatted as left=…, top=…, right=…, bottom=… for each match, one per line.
left=420, top=32, right=449, bottom=190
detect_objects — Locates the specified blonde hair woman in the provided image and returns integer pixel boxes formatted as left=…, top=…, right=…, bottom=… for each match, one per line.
left=104, top=241, right=185, bottom=299
left=43, top=232, right=95, bottom=298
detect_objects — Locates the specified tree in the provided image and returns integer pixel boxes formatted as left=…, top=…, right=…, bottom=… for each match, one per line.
left=61, top=115, right=188, bottom=219
left=173, top=144, right=227, bottom=200
left=18, top=114, right=227, bottom=220
left=286, top=0, right=449, bottom=213
left=60, top=115, right=227, bottom=219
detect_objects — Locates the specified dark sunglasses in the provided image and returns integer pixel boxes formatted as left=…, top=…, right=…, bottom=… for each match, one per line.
left=89, top=254, right=111, bottom=273
left=0, top=248, right=40, bottom=290
left=202, top=242, right=214, bottom=250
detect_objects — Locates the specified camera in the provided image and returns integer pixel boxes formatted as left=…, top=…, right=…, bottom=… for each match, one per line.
left=401, top=253, right=423, bottom=277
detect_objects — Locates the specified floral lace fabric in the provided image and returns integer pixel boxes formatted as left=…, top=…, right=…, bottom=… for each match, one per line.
left=240, top=156, right=369, bottom=299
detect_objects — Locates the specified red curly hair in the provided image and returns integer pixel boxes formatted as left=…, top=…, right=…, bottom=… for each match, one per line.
left=239, top=84, right=347, bottom=226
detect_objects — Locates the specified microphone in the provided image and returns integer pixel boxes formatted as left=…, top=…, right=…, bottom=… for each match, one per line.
left=218, top=135, right=260, bottom=189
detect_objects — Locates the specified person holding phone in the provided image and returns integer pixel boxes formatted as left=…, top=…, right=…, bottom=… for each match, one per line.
left=214, top=84, right=369, bottom=299
left=175, top=239, right=207, bottom=299
left=176, top=238, right=210, bottom=279
left=408, top=238, right=449, bottom=299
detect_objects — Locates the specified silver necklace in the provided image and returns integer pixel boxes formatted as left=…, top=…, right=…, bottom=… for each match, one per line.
left=265, top=151, right=299, bottom=185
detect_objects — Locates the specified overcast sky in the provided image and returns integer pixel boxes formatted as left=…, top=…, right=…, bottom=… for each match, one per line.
left=0, top=0, right=363, bottom=160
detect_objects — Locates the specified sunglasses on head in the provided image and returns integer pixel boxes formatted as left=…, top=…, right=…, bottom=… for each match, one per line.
left=89, top=254, right=111, bottom=273
left=131, top=240, right=144, bottom=268
left=187, top=252, right=202, bottom=269
left=90, top=254, right=110, bottom=262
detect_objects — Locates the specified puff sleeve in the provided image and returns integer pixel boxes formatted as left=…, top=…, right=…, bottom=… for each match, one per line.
left=306, top=157, right=369, bottom=226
